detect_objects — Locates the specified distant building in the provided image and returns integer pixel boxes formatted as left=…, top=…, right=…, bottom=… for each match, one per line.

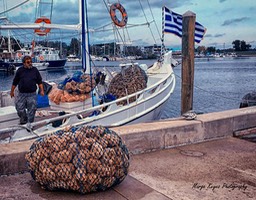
left=143, top=45, right=161, bottom=58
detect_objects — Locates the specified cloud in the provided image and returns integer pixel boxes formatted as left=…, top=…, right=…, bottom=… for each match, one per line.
left=204, top=33, right=225, bottom=38
left=10, top=0, right=190, bottom=29
left=132, top=39, right=149, bottom=46
left=147, top=0, right=192, bottom=8
left=204, top=34, right=212, bottom=38
left=222, top=17, right=250, bottom=26
left=214, top=33, right=226, bottom=38
left=208, top=42, right=220, bottom=46
left=2, top=0, right=255, bottom=47
left=11, top=13, right=34, bottom=23
left=52, top=1, right=79, bottom=24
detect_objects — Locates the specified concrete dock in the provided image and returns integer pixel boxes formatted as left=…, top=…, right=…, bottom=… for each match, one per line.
left=0, top=107, right=256, bottom=199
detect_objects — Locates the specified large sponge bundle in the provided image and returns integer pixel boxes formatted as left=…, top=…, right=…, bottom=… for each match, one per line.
left=25, top=126, right=129, bottom=193
left=108, top=65, right=147, bottom=105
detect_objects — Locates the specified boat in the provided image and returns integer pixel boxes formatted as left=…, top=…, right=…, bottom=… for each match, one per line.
left=32, top=45, right=67, bottom=69
left=13, top=44, right=67, bottom=70
left=0, top=0, right=177, bottom=142
left=0, top=2, right=66, bottom=70
left=1, top=46, right=55, bottom=71
left=32, top=62, right=49, bottom=71
left=0, top=33, right=65, bottom=70
left=0, top=59, right=15, bottom=73
left=0, top=36, right=23, bottom=69
left=67, top=54, right=81, bottom=62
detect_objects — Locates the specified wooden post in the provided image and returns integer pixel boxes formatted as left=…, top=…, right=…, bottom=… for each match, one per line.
left=181, top=11, right=196, bottom=115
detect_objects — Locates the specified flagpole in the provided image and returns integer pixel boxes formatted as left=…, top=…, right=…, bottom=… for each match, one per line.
left=163, top=6, right=205, bottom=43
left=161, top=6, right=165, bottom=63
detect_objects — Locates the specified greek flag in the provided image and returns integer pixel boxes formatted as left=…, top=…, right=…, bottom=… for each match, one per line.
left=164, top=6, right=206, bottom=43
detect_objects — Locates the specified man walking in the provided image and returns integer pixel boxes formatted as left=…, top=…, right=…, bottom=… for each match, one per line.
left=10, top=55, right=44, bottom=124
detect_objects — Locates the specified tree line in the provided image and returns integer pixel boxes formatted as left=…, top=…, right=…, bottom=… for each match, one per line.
left=196, top=40, right=254, bottom=54
left=0, top=36, right=254, bottom=57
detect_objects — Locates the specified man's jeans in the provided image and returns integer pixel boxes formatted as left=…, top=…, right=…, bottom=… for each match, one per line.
left=15, top=92, right=37, bottom=124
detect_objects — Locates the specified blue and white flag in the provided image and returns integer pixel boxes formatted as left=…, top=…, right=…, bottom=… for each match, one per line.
left=164, top=6, right=206, bottom=43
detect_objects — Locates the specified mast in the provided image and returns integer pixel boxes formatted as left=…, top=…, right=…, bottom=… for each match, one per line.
left=7, top=30, right=11, bottom=52
left=80, top=0, right=91, bottom=74
left=80, top=0, right=95, bottom=106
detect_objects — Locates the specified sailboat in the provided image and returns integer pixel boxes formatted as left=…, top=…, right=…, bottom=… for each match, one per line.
left=0, top=0, right=177, bottom=142
left=0, top=0, right=67, bottom=70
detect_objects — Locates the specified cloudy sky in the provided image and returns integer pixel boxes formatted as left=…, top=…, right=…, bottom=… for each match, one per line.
left=1, top=0, right=255, bottom=49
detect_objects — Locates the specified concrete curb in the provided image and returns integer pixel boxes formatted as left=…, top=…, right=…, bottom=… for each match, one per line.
left=114, top=107, right=256, bottom=153
left=1, top=107, right=256, bottom=175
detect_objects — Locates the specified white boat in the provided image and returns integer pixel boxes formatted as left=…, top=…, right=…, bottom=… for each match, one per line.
left=14, top=45, right=67, bottom=69
left=0, top=39, right=65, bottom=70
left=32, top=45, right=67, bottom=69
left=32, top=62, right=49, bottom=71
left=0, top=0, right=177, bottom=142
left=67, top=54, right=81, bottom=62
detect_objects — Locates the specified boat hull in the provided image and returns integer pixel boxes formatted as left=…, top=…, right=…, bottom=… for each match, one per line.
left=40, top=59, right=67, bottom=69
left=0, top=61, right=16, bottom=72
left=0, top=71, right=175, bottom=142
left=0, top=52, right=177, bottom=142
left=12, top=62, right=23, bottom=67
left=83, top=74, right=175, bottom=127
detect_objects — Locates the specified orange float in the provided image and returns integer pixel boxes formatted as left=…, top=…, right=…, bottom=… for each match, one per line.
left=109, top=3, right=128, bottom=27
left=34, top=17, right=51, bottom=36
left=39, top=55, right=44, bottom=61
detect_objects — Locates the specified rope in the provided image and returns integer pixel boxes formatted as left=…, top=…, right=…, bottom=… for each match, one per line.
left=0, top=0, right=29, bottom=15
left=146, top=0, right=161, bottom=39
left=102, top=0, right=130, bottom=59
left=175, top=73, right=242, bottom=102
left=138, top=0, right=157, bottom=44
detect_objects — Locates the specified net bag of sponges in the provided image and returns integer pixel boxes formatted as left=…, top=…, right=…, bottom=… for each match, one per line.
left=25, top=125, right=129, bottom=193
left=108, top=64, right=147, bottom=106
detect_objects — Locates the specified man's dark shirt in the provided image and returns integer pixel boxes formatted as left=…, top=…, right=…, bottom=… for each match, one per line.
left=12, top=66, right=42, bottom=93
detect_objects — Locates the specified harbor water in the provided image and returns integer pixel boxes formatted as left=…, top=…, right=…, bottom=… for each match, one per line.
left=1, top=57, right=256, bottom=119
left=165, top=56, right=256, bottom=118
